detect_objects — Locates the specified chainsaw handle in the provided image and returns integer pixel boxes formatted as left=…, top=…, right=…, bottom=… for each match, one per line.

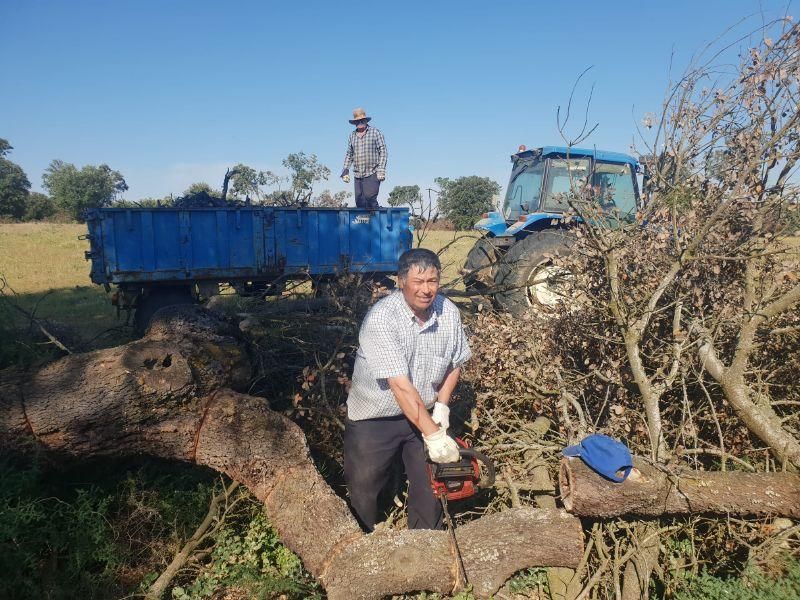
left=458, top=448, right=496, bottom=489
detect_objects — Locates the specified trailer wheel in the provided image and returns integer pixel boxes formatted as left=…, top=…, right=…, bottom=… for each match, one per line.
left=233, top=280, right=285, bottom=297
left=312, top=274, right=395, bottom=305
left=462, top=237, right=502, bottom=294
left=494, top=230, right=575, bottom=316
left=133, top=286, right=196, bottom=335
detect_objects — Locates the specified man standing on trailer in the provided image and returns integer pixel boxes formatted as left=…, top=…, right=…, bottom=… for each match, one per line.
left=343, top=248, right=470, bottom=531
left=340, top=107, right=387, bottom=209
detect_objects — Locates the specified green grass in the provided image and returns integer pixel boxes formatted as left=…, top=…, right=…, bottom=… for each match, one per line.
left=0, top=223, right=92, bottom=293
left=415, top=229, right=480, bottom=290
left=0, top=223, right=126, bottom=351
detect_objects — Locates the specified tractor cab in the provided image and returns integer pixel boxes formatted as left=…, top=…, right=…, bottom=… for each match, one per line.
left=463, top=146, right=641, bottom=309
left=474, top=146, right=641, bottom=237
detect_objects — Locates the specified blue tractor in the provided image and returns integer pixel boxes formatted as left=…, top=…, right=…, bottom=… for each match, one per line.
left=462, top=146, right=641, bottom=314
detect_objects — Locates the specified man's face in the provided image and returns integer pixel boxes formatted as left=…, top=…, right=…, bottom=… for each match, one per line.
left=399, top=266, right=440, bottom=316
left=355, top=119, right=368, bottom=132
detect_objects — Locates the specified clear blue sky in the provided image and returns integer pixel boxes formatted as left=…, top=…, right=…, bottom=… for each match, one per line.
left=0, top=0, right=793, bottom=204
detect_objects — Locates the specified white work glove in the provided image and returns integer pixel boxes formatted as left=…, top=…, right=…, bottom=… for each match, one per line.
left=342, top=174, right=350, bottom=183
left=431, top=402, right=450, bottom=431
left=377, top=173, right=385, bottom=182
left=423, top=427, right=460, bottom=463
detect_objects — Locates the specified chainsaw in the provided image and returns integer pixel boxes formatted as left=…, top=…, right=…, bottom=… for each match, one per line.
left=427, top=437, right=496, bottom=501
left=427, top=437, right=495, bottom=592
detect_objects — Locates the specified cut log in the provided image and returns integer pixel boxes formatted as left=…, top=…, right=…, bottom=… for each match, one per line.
left=0, top=306, right=584, bottom=599
left=560, top=456, right=800, bottom=518
left=322, top=508, right=584, bottom=600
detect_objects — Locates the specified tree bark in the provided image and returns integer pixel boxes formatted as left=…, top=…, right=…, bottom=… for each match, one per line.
left=560, top=457, right=800, bottom=518
left=0, top=306, right=584, bottom=599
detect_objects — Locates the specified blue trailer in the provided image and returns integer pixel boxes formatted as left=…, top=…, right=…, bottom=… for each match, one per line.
left=84, top=206, right=411, bottom=331
left=462, top=146, right=641, bottom=314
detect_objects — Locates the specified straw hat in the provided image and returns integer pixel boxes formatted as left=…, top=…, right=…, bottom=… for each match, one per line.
left=349, top=107, right=372, bottom=124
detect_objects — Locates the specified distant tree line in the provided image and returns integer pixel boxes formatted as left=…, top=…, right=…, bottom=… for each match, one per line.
left=205, top=153, right=351, bottom=208
left=0, top=137, right=128, bottom=222
left=1, top=136, right=502, bottom=228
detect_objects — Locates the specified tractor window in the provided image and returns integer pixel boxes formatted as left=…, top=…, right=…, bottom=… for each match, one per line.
left=542, top=158, right=591, bottom=212
left=592, top=162, right=637, bottom=216
left=503, top=161, right=544, bottom=220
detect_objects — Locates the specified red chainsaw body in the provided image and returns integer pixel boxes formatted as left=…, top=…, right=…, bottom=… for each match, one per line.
left=427, top=437, right=483, bottom=501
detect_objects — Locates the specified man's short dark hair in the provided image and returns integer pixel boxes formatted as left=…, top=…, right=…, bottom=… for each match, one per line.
left=398, top=248, right=441, bottom=279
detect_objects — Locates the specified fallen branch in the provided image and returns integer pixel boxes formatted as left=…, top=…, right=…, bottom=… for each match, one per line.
left=146, top=480, right=241, bottom=600
left=0, top=276, right=72, bottom=354
left=560, top=457, right=800, bottom=518
left=0, top=306, right=584, bottom=599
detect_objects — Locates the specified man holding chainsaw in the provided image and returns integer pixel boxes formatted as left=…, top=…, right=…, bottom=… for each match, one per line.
left=344, top=248, right=471, bottom=531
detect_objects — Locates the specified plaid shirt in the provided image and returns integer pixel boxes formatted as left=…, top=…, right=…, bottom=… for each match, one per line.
left=343, top=125, right=387, bottom=179
left=346, top=291, right=472, bottom=421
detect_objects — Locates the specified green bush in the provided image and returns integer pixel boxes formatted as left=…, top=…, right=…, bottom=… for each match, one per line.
left=675, top=558, right=800, bottom=600
left=0, top=458, right=121, bottom=599
left=171, top=511, right=321, bottom=599
left=434, top=175, right=501, bottom=230
left=23, top=192, right=57, bottom=221
left=0, top=457, right=216, bottom=600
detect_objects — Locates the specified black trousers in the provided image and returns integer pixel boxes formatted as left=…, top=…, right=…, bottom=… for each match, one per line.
left=344, top=415, right=443, bottom=531
left=354, top=173, right=380, bottom=209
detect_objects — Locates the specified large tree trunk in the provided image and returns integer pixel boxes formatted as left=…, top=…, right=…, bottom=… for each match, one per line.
left=0, top=306, right=584, bottom=599
left=560, top=457, right=800, bottom=518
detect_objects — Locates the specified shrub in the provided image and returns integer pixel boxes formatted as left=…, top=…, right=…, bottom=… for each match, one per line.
left=675, top=559, right=800, bottom=600
left=23, top=192, right=57, bottom=221
left=170, top=511, right=321, bottom=599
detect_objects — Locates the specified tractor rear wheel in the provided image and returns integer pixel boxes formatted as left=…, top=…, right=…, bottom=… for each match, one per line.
left=494, top=230, right=575, bottom=316
left=462, top=237, right=503, bottom=295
